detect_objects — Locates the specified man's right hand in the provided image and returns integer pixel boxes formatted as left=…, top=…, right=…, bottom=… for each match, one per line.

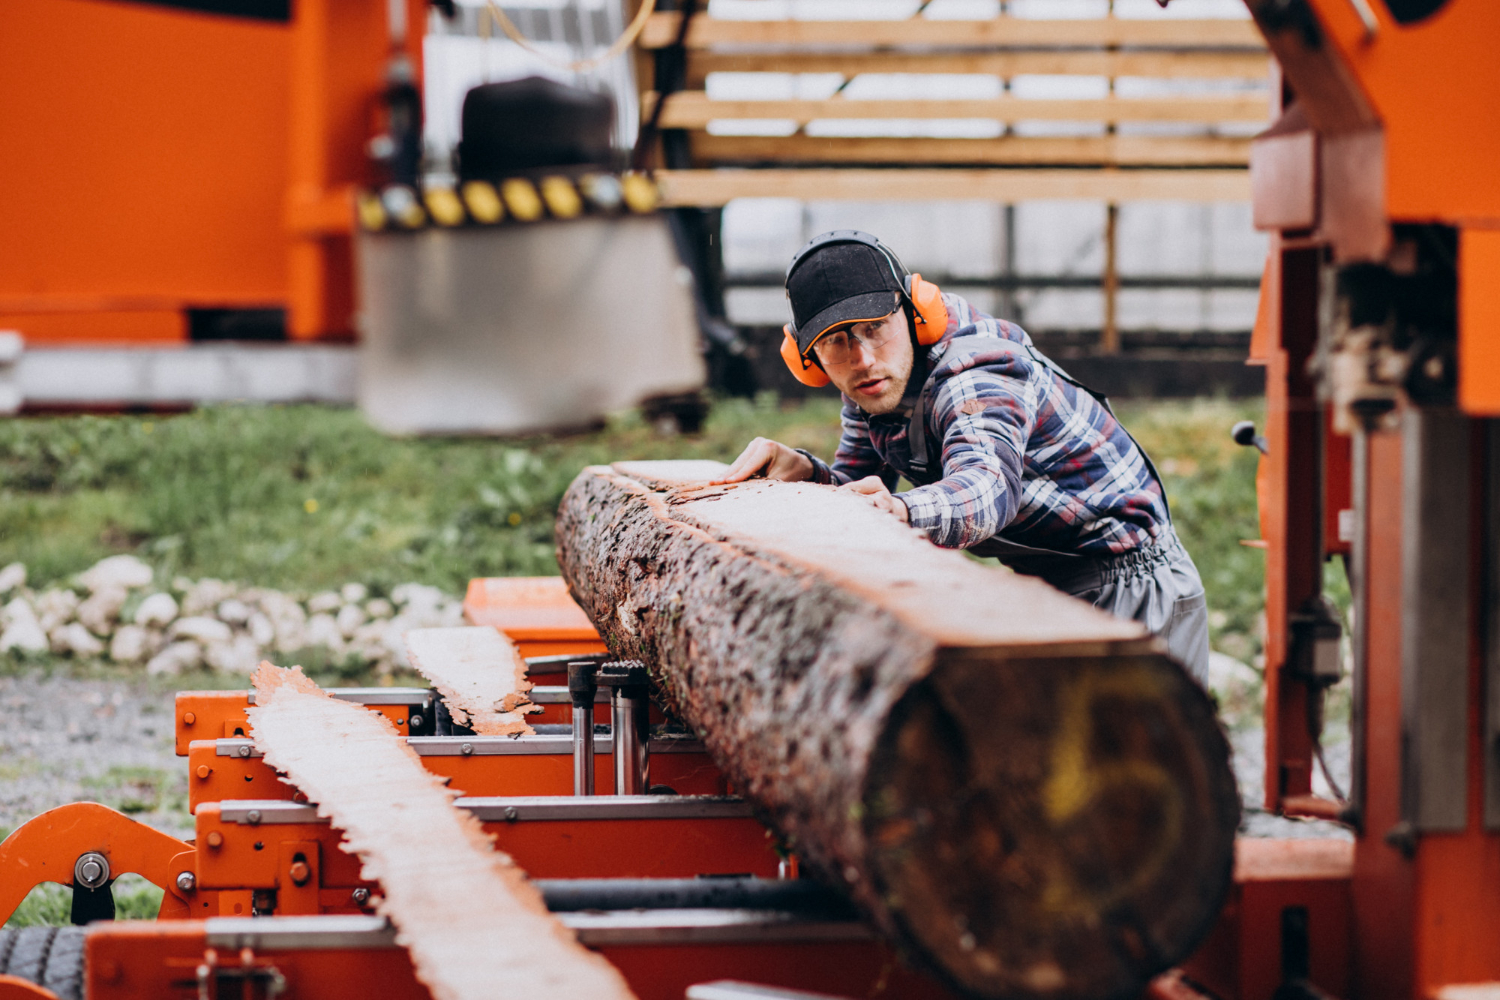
left=711, top=437, right=816, bottom=485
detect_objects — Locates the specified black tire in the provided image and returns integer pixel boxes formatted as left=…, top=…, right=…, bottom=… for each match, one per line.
left=0, top=928, right=17, bottom=972
left=41, top=926, right=86, bottom=1000
left=3, top=926, right=57, bottom=983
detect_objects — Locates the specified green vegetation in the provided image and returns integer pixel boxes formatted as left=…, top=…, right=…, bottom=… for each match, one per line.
left=0, top=396, right=1268, bottom=660
left=4, top=875, right=163, bottom=928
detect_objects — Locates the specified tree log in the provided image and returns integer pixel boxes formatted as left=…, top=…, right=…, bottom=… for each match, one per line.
left=555, top=461, right=1239, bottom=1000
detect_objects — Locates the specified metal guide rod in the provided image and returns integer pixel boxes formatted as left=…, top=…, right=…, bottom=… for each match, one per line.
left=598, top=661, right=651, bottom=795
left=568, top=660, right=600, bottom=796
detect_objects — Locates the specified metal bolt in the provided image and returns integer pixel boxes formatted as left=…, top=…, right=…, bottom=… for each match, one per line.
left=409, top=714, right=423, bottom=729
left=206, top=831, right=224, bottom=849
left=74, top=852, right=110, bottom=890
left=246, top=809, right=262, bottom=826
left=460, top=742, right=474, bottom=756
left=288, top=861, right=311, bottom=886
left=504, top=806, right=518, bottom=822
left=238, top=745, right=251, bottom=758
left=196, top=765, right=211, bottom=780
left=176, top=871, right=196, bottom=893
left=182, top=712, right=196, bottom=726
left=351, top=888, right=371, bottom=905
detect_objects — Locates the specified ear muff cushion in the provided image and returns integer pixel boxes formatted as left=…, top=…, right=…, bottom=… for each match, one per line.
left=781, top=325, right=831, bottom=387
left=908, top=275, right=948, bottom=345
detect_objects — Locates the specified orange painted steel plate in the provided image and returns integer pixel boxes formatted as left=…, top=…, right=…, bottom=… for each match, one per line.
left=1459, top=227, right=1500, bottom=416
left=463, top=576, right=601, bottom=641
left=189, top=738, right=727, bottom=810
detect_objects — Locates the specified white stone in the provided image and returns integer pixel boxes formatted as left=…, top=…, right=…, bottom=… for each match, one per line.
left=380, top=616, right=415, bottom=668
left=246, top=612, right=277, bottom=648
left=364, top=598, right=394, bottom=620
left=307, top=591, right=342, bottom=614
left=392, top=583, right=446, bottom=613
left=335, top=603, right=366, bottom=639
left=77, top=586, right=128, bottom=636
left=134, top=592, right=179, bottom=628
left=56, top=622, right=105, bottom=657
left=0, top=562, right=25, bottom=595
left=109, top=625, right=162, bottom=664
left=147, top=641, right=202, bottom=677
left=0, top=599, right=47, bottom=654
left=305, top=613, right=345, bottom=654
left=340, top=583, right=369, bottom=604
left=76, top=555, right=153, bottom=593
left=216, top=599, right=253, bottom=625
left=34, top=589, right=80, bottom=632
left=349, top=621, right=390, bottom=661
left=205, top=635, right=261, bottom=675
left=272, top=617, right=308, bottom=654
left=170, top=616, right=233, bottom=645
left=182, top=579, right=235, bottom=617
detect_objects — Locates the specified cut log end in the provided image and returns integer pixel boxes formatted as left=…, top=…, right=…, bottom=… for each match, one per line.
left=864, top=652, right=1238, bottom=1000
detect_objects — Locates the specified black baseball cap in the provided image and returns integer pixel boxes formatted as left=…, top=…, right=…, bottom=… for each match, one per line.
left=785, top=234, right=904, bottom=356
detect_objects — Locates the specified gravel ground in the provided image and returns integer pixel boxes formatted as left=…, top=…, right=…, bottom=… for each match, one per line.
left=0, top=669, right=195, bottom=840
left=0, top=667, right=1355, bottom=844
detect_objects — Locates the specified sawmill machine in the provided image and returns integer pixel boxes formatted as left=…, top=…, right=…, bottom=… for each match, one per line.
left=0, top=0, right=704, bottom=432
left=2, top=0, right=1500, bottom=998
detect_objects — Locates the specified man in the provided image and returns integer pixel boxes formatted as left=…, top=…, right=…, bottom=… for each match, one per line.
left=714, top=231, right=1209, bottom=681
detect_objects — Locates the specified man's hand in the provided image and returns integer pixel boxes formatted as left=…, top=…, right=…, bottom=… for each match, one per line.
left=838, top=476, right=909, bottom=522
left=711, top=438, right=816, bottom=485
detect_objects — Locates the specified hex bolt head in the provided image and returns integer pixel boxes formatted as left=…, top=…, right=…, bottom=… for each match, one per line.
left=238, top=745, right=252, bottom=758
left=288, top=861, right=311, bottom=886
left=74, top=852, right=110, bottom=890
left=351, top=888, right=371, bottom=905
left=460, top=742, right=474, bottom=756
left=176, top=871, right=196, bottom=893
left=409, top=714, right=423, bottom=729
left=504, top=806, right=519, bottom=822
left=246, top=809, right=262, bottom=826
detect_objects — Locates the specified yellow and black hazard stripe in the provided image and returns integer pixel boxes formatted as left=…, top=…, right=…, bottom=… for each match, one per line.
left=356, top=171, right=659, bottom=233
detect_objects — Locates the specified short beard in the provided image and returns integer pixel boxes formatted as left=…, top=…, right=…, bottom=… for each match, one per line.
left=856, top=365, right=912, bottom=416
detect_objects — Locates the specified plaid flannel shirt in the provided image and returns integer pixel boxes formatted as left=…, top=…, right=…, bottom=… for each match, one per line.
left=802, top=292, right=1169, bottom=557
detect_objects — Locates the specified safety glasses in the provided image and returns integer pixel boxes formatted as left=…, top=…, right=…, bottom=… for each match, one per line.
left=811, top=316, right=898, bottom=367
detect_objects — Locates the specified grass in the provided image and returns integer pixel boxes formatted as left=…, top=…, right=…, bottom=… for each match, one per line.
left=4, top=875, right=163, bottom=928
left=0, top=396, right=1270, bottom=662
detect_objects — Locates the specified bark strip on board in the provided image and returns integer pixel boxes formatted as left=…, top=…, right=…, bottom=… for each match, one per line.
left=248, top=662, right=636, bottom=1000
left=406, top=626, right=538, bottom=735
left=556, top=461, right=1239, bottom=1000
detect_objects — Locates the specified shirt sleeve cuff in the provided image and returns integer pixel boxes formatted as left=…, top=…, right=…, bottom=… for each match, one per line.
left=896, top=485, right=945, bottom=531
left=796, top=449, right=836, bottom=486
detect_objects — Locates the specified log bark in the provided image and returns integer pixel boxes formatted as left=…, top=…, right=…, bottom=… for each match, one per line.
left=556, top=461, right=1240, bottom=1000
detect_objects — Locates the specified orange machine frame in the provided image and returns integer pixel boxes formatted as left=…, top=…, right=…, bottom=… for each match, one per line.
left=0, top=0, right=424, bottom=344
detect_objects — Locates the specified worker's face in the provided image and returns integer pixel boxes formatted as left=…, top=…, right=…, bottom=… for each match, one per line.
left=812, top=309, right=914, bottom=416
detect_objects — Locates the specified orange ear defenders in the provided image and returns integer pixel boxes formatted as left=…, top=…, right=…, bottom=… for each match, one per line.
left=779, top=234, right=948, bottom=388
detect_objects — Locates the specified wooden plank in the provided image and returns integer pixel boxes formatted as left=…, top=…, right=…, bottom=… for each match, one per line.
left=650, top=92, right=1269, bottom=127
left=248, top=663, right=637, bottom=1000
left=555, top=461, right=1239, bottom=1000
left=687, top=49, right=1272, bottom=86
left=689, top=133, right=1252, bottom=167
left=641, top=14, right=1267, bottom=50
left=405, top=626, right=538, bottom=736
left=655, top=168, right=1252, bottom=205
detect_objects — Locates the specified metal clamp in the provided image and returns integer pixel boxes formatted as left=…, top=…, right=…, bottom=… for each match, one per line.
left=597, top=660, right=651, bottom=796
left=567, top=660, right=601, bottom=796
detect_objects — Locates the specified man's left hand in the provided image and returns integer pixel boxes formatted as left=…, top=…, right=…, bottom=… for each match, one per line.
left=838, top=476, right=909, bottom=523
